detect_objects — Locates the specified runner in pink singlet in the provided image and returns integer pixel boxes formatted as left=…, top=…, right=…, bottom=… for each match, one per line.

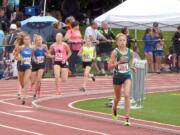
left=50, top=33, right=71, bottom=95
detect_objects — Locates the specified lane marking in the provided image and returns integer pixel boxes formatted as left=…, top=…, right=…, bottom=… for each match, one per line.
left=68, top=92, right=180, bottom=129
left=0, top=123, right=43, bottom=135
left=14, top=110, right=34, bottom=113
left=0, top=111, right=108, bottom=135
left=0, top=101, right=33, bottom=109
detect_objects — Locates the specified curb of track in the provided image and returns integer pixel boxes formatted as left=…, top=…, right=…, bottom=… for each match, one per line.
left=32, top=88, right=180, bottom=135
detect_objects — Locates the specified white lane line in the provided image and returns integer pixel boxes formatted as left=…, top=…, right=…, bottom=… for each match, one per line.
left=14, top=110, right=34, bottom=113
left=68, top=95, right=180, bottom=129
left=0, top=111, right=108, bottom=135
left=0, top=123, right=43, bottom=135
left=0, top=101, right=33, bottom=109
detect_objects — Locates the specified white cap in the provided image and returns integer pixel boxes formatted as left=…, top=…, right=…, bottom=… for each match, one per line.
left=10, top=24, right=17, bottom=30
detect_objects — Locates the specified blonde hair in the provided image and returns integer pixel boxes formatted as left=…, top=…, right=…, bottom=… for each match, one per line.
left=116, top=33, right=127, bottom=41
left=15, top=32, right=26, bottom=47
left=34, top=34, right=43, bottom=44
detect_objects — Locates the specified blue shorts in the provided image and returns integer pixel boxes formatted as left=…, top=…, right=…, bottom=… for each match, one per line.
left=113, top=74, right=131, bottom=85
left=155, top=50, right=163, bottom=56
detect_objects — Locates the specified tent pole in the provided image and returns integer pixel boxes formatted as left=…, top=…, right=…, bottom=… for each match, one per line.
left=43, top=0, right=47, bottom=16
left=33, top=0, right=35, bottom=6
left=135, top=28, right=138, bottom=47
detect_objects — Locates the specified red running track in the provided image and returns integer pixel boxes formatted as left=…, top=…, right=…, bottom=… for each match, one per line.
left=0, top=74, right=180, bottom=135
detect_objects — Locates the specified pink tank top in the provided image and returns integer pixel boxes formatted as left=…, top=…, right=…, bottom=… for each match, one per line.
left=66, top=29, right=82, bottom=51
left=53, top=42, right=67, bottom=62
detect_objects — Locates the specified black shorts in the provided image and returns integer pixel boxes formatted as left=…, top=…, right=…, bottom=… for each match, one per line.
left=174, top=46, right=180, bottom=56
left=113, top=74, right=131, bottom=85
left=82, top=61, right=92, bottom=68
left=32, top=63, right=45, bottom=72
left=54, top=61, right=68, bottom=68
left=17, top=61, right=31, bottom=72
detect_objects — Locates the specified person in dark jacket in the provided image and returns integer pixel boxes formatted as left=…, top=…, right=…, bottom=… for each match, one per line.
left=172, top=26, right=180, bottom=72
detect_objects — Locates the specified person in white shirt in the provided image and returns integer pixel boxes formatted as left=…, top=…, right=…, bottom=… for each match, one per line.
left=84, top=21, right=107, bottom=74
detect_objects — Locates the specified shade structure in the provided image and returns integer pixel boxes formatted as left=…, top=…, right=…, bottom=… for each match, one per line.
left=95, top=0, right=180, bottom=31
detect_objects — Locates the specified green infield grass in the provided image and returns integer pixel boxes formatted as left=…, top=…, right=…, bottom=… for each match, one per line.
left=74, top=91, right=180, bottom=126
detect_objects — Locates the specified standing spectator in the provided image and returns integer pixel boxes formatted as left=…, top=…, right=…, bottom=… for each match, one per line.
left=84, top=21, right=107, bottom=74
left=143, top=28, right=154, bottom=72
left=98, top=21, right=115, bottom=75
left=15, top=21, right=22, bottom=33
left=65, top=21, right=82, bottom=75
left=152, top=22, right=164, bottom=73
left=0, top=8, right=10, bottom=32
left=0, top=23, right=5, bottom=47
left=121, top=27, right=135, bottom=49
left=172, top=26, right=180, bottom=72
left=0, top=23, right=5, bottom=79
left=5, top=24, right=17, bottom=60
left=0, top=44, right=4, bottom=79
left=6, top=24, right=18, bottom=78
left=52, top=21, right=66, bottom=42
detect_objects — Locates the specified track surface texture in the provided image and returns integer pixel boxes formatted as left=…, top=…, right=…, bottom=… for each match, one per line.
left=0, top=73, right=180, bottom=135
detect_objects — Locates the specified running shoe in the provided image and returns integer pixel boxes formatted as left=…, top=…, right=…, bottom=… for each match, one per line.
left=17, top=93, right=21, bottom=100
left=122, top=117, right=131, bottom=126
left=33, top=94, right=36, bottom=100
left=91, top=75, right=96, bottom=82
left=112, top=114, right=118, bottom=121
left=21, top=99, right=25, bottom=105
left=112, top=107, right=118, bottom=120
left=80, top=87, right=86, bottom=92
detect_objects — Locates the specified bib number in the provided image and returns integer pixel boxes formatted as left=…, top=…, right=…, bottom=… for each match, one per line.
left=118, top=64, right=129, bottom=73
left=37, top=56, right=44, bottom=63
left=23, top=57, right=31, bottom=65
left=55, top=53, right=63, bottom=60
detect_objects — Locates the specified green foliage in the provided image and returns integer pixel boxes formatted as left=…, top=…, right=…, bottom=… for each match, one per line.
left=74, top=91, right=180, bottom=126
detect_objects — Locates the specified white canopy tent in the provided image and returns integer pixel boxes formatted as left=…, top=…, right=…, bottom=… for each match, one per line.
left=95, top=0, right=180, bottom=31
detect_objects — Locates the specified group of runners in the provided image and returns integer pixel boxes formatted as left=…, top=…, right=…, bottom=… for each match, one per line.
left=13, top=30, right=135, bottom=126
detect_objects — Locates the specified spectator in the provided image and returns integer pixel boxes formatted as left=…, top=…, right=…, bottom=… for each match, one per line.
left=65, top=16, right=75, bottom=30
left=0, top=8, right=10, bottom=32
left=5, top=24, right=17, bottom=60
left=98, top=21, right=115, bottom=75
left=121, top=27, right=135, bottom=48
left=5, top=24, right=18, bottom=78
left=84, top=20, right=107, bottom=74
left=172, top=26, right=180, bottom=72
left=0, top=45, right=4, bottom=79
left=15, top=21, right=22, bottom=33
left=152, top=22, right=164, bottom=73
left=143, top=28, right=154, bottom=72
left=0, top=23, right=5, bottom=47
left=52, top=21, right=66, bottom=42
left=65, top=21, right=82, bottom=75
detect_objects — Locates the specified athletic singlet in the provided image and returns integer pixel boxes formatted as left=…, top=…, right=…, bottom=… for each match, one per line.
left=52, top=42, right=67, bottom=62
left=20, top=45, right=32, bottom=66
left=82, top=46, right=94, bottom=62
left=34, top=46, right=46, bottom=64
left=113, top=48, right=131, bottom=77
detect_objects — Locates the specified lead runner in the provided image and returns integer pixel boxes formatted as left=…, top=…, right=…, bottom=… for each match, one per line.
left=108, top=33, right=136, bottom=125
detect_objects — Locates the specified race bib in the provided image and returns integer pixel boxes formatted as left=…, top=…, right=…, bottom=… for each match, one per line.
left=37, top=56, right=44, bottom=63
left=84, top=54, right=91, bottom=60
left=118, top=64, right=129, bottom=73
left=55, top=53, right=63, bottom=60
left=23, top=57, right=31, bottom=65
